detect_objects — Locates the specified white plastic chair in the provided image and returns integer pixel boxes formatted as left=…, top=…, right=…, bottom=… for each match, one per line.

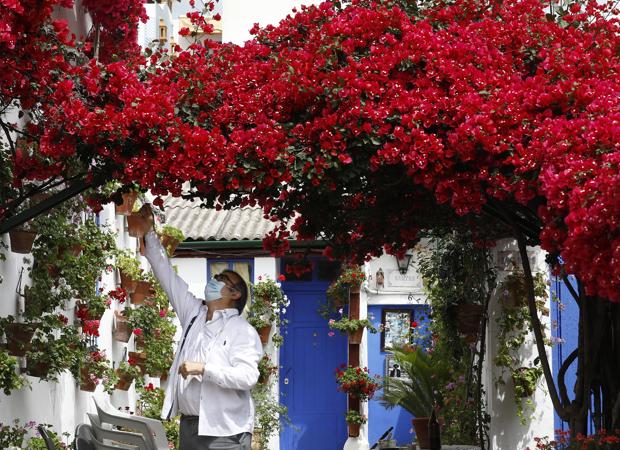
left=75, top=423, right=136, bottom=450
left=88, top=413, right=149, bottom=450
left=93, top=398, right=169, bottom=450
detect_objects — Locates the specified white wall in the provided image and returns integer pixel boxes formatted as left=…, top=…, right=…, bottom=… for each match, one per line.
left=487, top=241, right=555, bottom=450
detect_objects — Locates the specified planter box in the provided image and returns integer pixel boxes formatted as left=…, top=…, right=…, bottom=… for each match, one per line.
left=160, top=235, right=180, bottom=256
left=349, top=328, right=364, bottom=345
left=114, top=371, right=135, bottom=391
left=119, top=270, right=138, bottom=293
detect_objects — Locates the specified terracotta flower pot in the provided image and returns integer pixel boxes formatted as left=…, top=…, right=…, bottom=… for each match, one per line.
left=412, top=417, right=431, bottom=449
left=349, top=328, right=364, bottom=345
left=4, top=323, right=36, bottom=357
left=9, top=229, right=37, bottom=254
left=134, top=334, right=145, bottom=348
left=114, top=371, right=135, bottom=391
left=257, top=325, right=272, bottom=344
left=47, top=264, right=60, bottom=278
left=115, top=191, right=139, bottom=216
left=128, top=351, right=147, bottom=373
left=455, top=304, right=483, bottom=338
left=130, top=292, right=147, bottom=305
left=25, top=360, right=50, bottom=378
left=348, top=423, right=361, bottom=437
left=119, top=270, right=138, bottom=293
left=160, top=235, right=180, bottom=256
left=134, top=281, right=153, bottom=296
left=113, top=311, right=132, bottom=343
left=126, top=213, right=148, bottom=237
left=79, top=367, right=98, bottom=392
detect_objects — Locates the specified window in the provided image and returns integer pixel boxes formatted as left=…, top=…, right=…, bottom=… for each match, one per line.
left=207, top=260, right=253, bottom=287
left=159, top=19, right=167, bottom=45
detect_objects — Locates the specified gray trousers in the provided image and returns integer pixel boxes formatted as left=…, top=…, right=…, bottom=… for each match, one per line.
left=179, top=416, right=252, bottom=450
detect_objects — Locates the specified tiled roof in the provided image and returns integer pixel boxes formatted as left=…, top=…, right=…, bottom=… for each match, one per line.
left=163, top=196, right=283, bottom=241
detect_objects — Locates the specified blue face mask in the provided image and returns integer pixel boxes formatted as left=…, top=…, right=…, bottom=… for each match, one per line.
left=204, top=278, right=226, bottom=302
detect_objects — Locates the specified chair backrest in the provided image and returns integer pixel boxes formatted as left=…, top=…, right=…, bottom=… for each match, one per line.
left=75, top=423, right=96, bottom=450
left=87, top=413, right=149, bottom=450
left=37, top=424, right=57, bottom=450
left=93, top=398, right=167, bottom=450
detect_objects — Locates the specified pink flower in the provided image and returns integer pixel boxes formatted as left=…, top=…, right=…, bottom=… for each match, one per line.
left=159, top=309, right=167, bottom=317
left=328, top=331, right=335, bottom=337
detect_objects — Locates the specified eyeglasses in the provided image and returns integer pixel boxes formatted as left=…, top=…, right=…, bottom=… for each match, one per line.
left=214, top=273, right=241, bottom=293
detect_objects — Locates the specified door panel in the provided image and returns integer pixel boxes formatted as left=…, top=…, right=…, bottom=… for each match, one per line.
left=279, top=284, right=348, bottom=450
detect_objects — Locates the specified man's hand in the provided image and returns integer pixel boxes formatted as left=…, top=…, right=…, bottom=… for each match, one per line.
left=137, top=204, right=155, bottom=236
left=178, top=361, right=205, bottom=379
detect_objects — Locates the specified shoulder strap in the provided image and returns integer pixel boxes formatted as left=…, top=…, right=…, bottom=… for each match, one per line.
left=178, top=314, right=199, bottom=353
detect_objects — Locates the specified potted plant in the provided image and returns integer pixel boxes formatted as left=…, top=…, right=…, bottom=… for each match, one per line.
left=345, top=410, right=367, bottom=437
left=251, top=377, right=290, bottom=450
left=257, top=354, right=278, bottom=385
left=142, top=320, right=176, bottom=378
left=116, top=250, right=144, bottom=292
left=326, top=265, right=366, bottom=307
left=113, top=310, right=132, bottom=342
left=115, top=361, right=143, bottom=391
left=335, top=365, right=381, bottom=401
left=115, top=190, right=140, bottom=216
left=8, top=227, right=37, bottom=254
left=0, top=350, right=27, bottom=395
left=247, top=277, right=289, bottom=346
left=158, top=225, right=185, bottom=256
left=328, top=317, right=377, bottom=344
left=78, top=349, right=111, bottom=391
left=512, top=365, right=543, bottom=398
left=25, top=318, right=83, bottom=381
left=128, top=351, right=148, bottom=374
left=1, top=317, right=38, bottom=357
left=379, top=346, right=446, bottom=450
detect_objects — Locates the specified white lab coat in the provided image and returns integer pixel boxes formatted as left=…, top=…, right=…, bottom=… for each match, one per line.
left=144, top=231, right=262, bottom=436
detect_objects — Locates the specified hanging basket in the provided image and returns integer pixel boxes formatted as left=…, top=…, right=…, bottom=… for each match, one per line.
left=119, top=270, right=138, bottom=293
left=9, top=229, right=37, bottom=254
left=160, top=235, right=180, bottom=256
left=257, top=325, right=272, bottom=344
left=412, top=417, right=431, bottom=449
left=347, top=423, right=361, bottom=438
left=115, top=191, right=139, bottom=216
left=113, top=311, right=132, bottom=343
left=4, top=323, right=36, bottom=357
left=349, top=328, right=364, bottom=345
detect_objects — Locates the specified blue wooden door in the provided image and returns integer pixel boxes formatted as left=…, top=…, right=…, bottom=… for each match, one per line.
left=279, top=282, right=348, bottom=450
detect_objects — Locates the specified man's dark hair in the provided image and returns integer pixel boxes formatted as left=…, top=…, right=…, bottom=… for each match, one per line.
left=221, top=269, right=249, bottom=314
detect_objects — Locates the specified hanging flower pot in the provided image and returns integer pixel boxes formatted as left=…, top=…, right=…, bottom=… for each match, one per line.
left=128, top=351, right=147, bottom=373
left=115, top=191, right=139, bottom=216
left=79, top=367, right=98, bottom=392
left=119, top=270, right=138, bottom=293
left=348, top=423, right=360, bottom=437
left=114, top=370, right=135, bottom=391
left=412, top=417, right=431, bottom=449
left=455, top=304, right=483, bottom=339
left=47, top=264, right=60, bottom=278
left=126, top=213, right=148, bottom=237
left=160, top=235, right=180, bottom=256
left=112, top=311, right=131, bottom=343
left=349, top=328, right=364, bottom=345
left=257, top=325, right=272, bottom=344
left=130, top=291, right=148, bottom=305
left=4, top=323, right=37, bottom=357
left=25, top=360, right=50, bottom=378
left=9, top=228, right=37, bottom=254
left=134, top=281, right=153, bottom=296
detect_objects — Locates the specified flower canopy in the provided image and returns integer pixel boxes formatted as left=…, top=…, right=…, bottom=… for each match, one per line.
left=1, top=0, right=619, bottom=300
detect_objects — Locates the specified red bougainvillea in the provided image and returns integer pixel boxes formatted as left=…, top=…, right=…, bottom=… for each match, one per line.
left=2, top=0, right=620, bottom=302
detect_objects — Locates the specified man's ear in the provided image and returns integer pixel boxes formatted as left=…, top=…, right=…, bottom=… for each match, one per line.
left=232, top=290, right=242, bottom=300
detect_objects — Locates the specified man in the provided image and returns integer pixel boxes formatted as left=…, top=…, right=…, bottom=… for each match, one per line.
left=139, top=205, right=262, bottom=450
